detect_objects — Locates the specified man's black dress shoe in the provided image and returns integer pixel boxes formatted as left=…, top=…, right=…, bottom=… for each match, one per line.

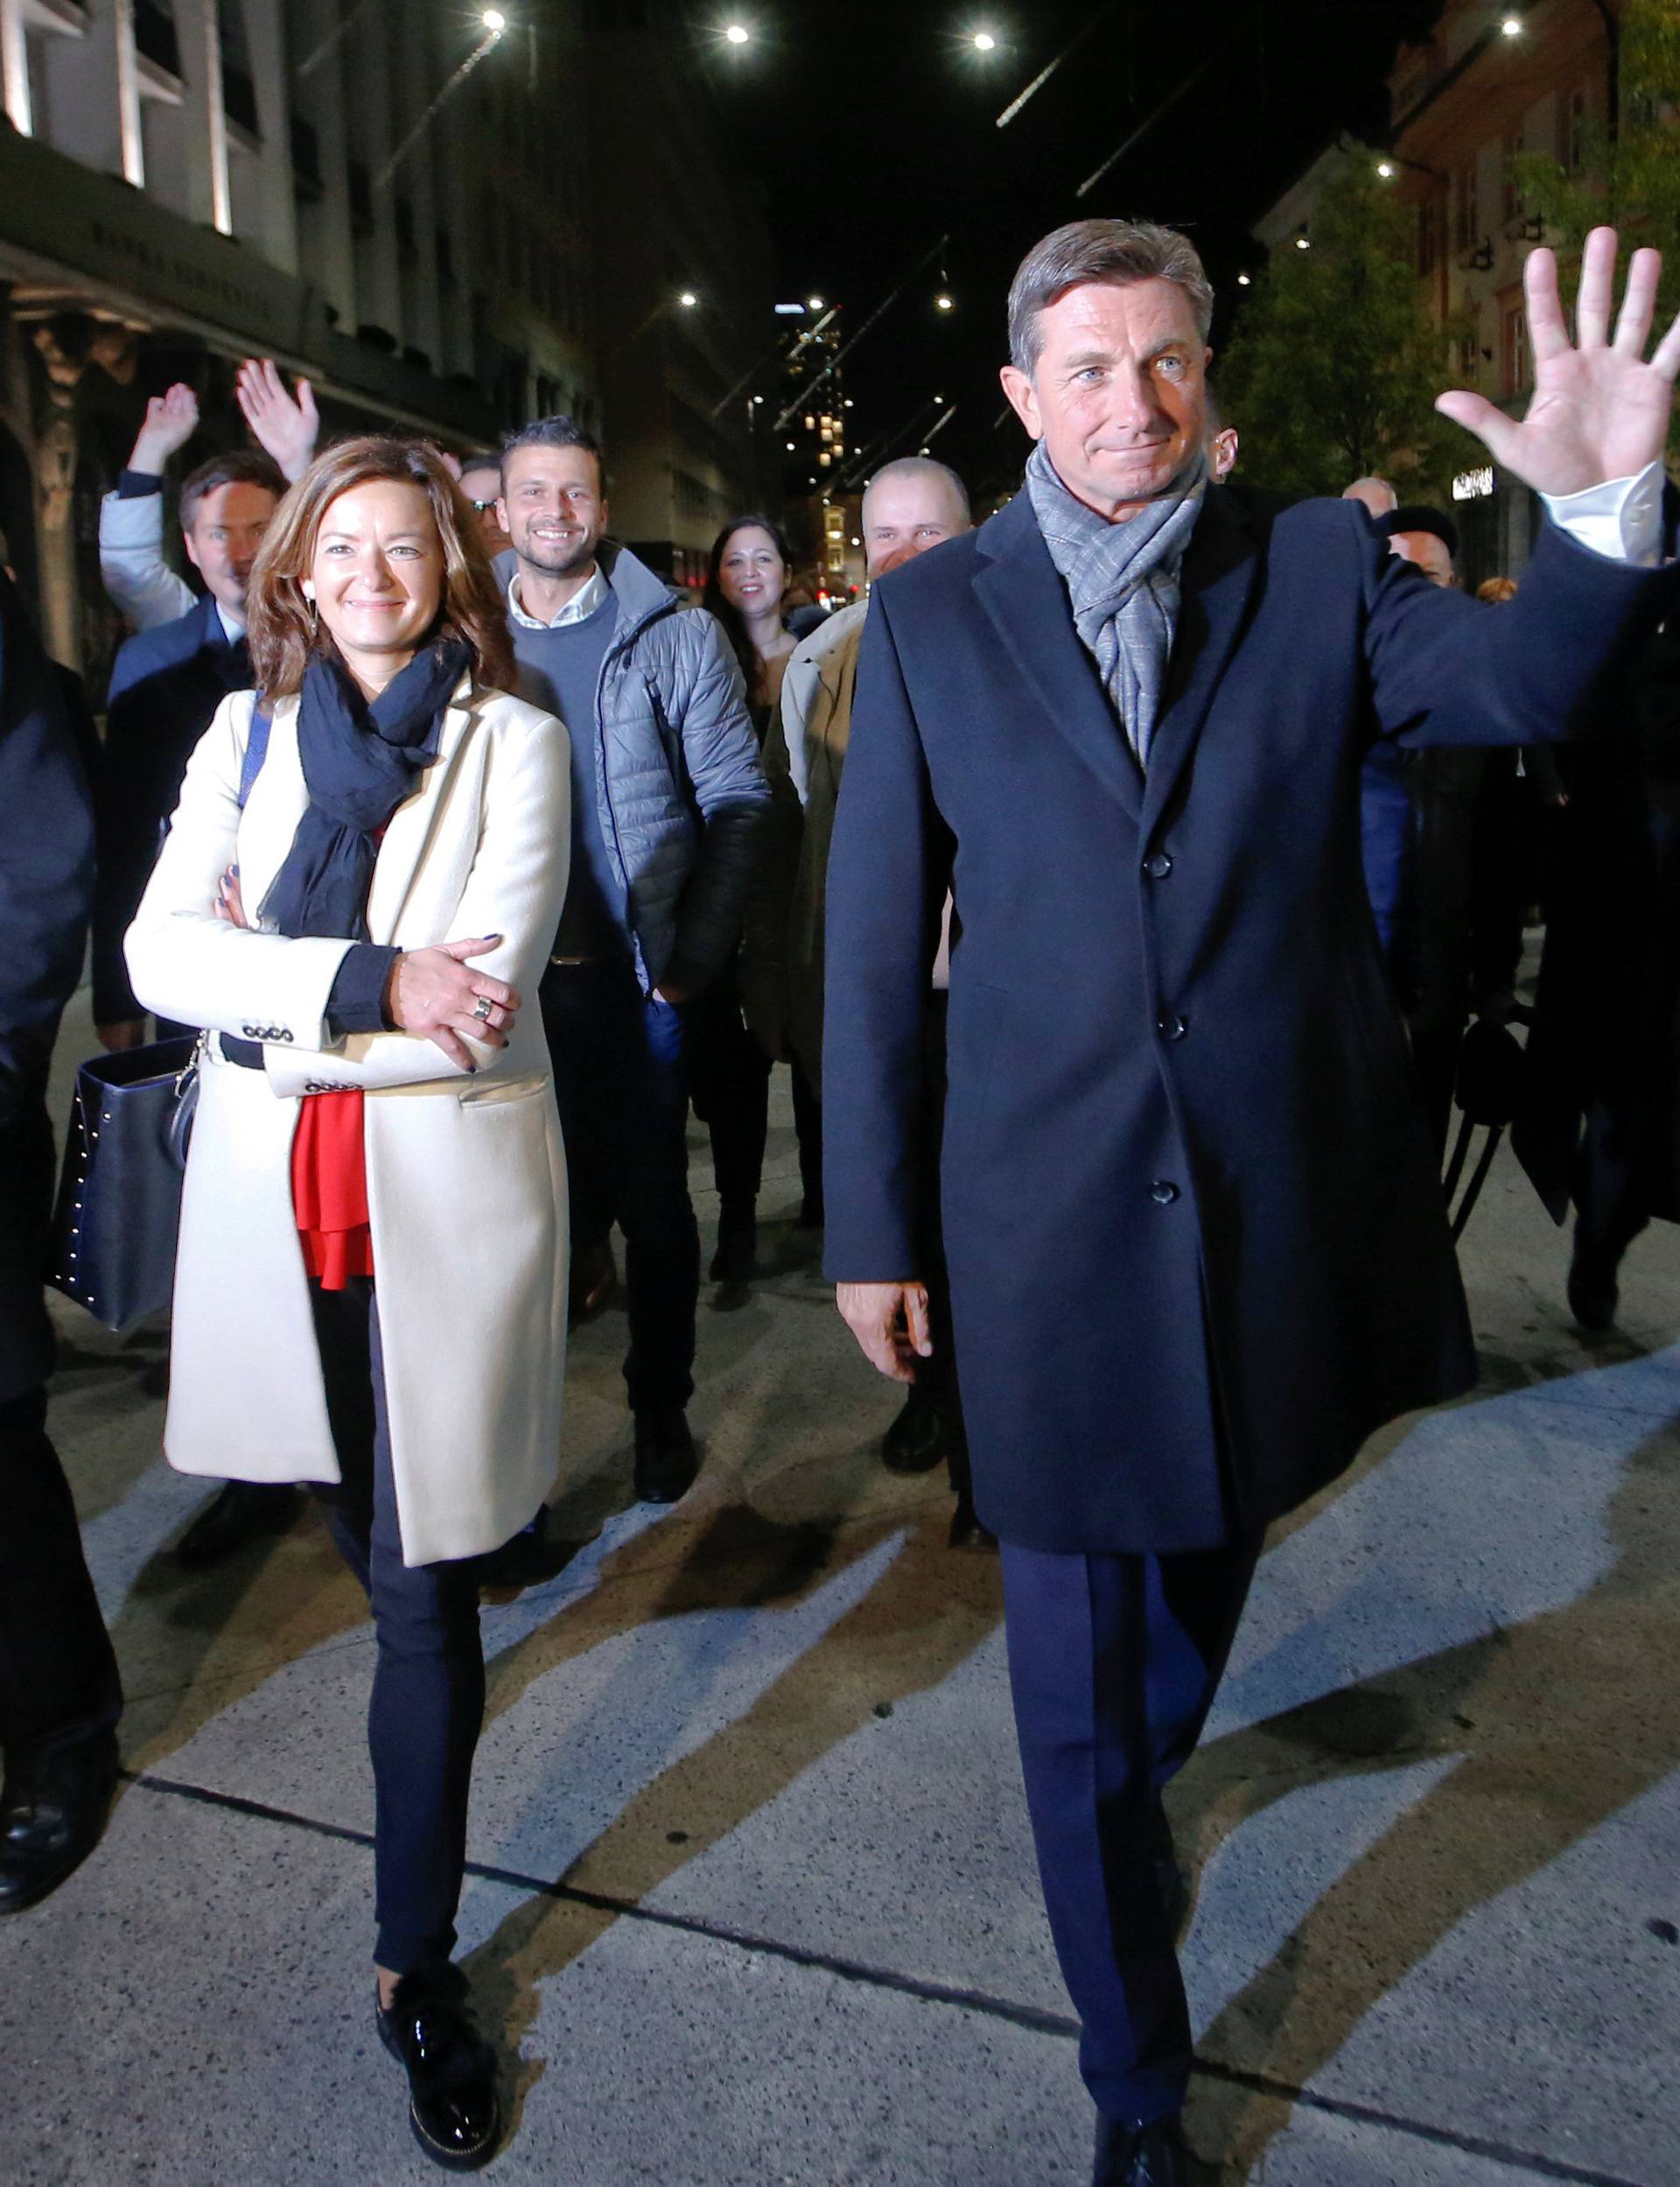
left=376, top=1968, right=500, bottom=2170
left=1094, top=2113, right=1197, bottom=2186
left=709, top=1209, right=758, bottom=1286
left=634, top=1407, right=699, bottom=1504
left=1567, top=1250, right=1619, bottom=1333
left=175, top=1481, right=300, bottom=1569
left=0, top=1730, right=120, bottom=1915
left=882, top=1387, right=948, bottom=1475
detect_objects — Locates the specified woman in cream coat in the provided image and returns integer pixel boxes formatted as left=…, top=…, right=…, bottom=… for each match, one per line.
left=126, top=436, right=568, bottom=2171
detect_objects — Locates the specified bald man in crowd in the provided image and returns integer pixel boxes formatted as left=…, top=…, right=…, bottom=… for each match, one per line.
left=743, top=455, right=984, bottom=1532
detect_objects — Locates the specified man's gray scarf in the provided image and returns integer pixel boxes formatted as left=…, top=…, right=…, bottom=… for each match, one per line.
left=1025, top=439, right=1208, bottom=772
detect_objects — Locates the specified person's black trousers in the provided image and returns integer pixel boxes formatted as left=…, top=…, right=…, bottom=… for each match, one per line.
left=1000, top=1531, right=1264, bottom=2127
left=689, top=969, right=773, bottom=1224
left=308, top=1279, right=486, bottom=1976
left=541, top=961, right=699, bottom=1412
left=0, top=1386, right=122, bottom=1762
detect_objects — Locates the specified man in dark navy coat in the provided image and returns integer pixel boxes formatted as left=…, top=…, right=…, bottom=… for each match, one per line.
left=93, top=446, right=284, bottom=1049
left=0, top=569, right=123, bottom=1914
left=823, top=220, right=1678, bottom=2187
left=94, top=444, right=298, bottom=1569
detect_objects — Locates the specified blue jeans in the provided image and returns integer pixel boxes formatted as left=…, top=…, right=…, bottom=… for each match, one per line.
left=309, top=1279, right=487, bottom=1975
left=541, top=960, right=698, bottom=1413
left=1001, top=1532, right=1263, bottom=2126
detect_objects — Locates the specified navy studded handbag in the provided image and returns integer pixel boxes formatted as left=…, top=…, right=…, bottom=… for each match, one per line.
left=46, top=1036, right=200, bottom=1333
left=47, top=696, right=273, bottom=1333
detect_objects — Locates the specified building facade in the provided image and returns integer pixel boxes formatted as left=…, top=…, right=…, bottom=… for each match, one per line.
left=0, top=0, right=593, bottom=682
left=583, top=0, right=773, bottom=590
left=1249, top=0, right=1620, bottom=587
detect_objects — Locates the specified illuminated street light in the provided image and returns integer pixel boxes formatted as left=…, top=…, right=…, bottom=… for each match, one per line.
left=678, top=291, right=698, bottom=307
left=725, top=21, right=750, bottom=44
left=1376, top=159, right=1396, bottom=179
left=934, top=292, right=956, bottom=312
left=785, top=440, right=796, bottom=452
left=973, top=31, right=997, bottom=51
left=1501, top=13, right=1522, bottom=34
left=1295, top=235, right=1311, bottom=250
left=1236, top=272, right=1252, bottom=285
left=481, top=9, right=506, bottom=28
left=807, top=294, right=825, bottom=311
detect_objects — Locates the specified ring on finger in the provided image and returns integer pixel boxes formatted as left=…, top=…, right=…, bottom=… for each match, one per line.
left=472, top=994, right=494, bottom=1023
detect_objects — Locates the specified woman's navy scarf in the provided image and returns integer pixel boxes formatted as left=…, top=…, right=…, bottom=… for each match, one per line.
left=260, top=640, right=469, bottom=941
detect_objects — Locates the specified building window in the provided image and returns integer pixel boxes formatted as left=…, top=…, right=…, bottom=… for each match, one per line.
left=1501, top=130, right=1523, bottom=227
left=1455, top=161, right=1480, bottom=255
left=1458, top=331, right=1479, bottom=386
left=347, top=159, right=374, bottom=239
left=133, top=0, right=181, bottom=79
left=290, top=113, right=322, bottom=200
left=220, top=1, right=259, bottom=138
left=1560, top=86, right=1589, bottom=173
left=1418, top=198, right=1440, bottom=279
left=1502, top=299, right=1530, bottom=396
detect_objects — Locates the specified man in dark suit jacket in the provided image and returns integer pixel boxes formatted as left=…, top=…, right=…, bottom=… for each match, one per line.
left=823, top=220, right=1678, bottom=2187
left=93, top=446, right=284, bottom=1047
left=94, top=445, right=298, bottom=1569
left=0, top=569, right=123, bottom=1915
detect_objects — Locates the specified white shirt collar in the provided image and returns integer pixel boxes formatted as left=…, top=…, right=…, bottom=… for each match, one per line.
left=507, top=563, right=610, bottom=630
left=216, top=600, right=246, bottom=643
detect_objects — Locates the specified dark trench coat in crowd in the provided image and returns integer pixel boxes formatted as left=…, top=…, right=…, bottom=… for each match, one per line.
left=822, top=486, right=1676, bottom=1556
left=0, top=569, right=94, bottom=1405
left=1515, top=605, right=1680, bottom=1224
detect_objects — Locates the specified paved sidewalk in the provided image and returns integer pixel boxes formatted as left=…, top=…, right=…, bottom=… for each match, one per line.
left=5, top=992, right=1679, bottom=2184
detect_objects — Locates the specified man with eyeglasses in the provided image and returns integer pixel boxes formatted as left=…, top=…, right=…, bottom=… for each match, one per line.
left=458, top=453, right=514, bottom=562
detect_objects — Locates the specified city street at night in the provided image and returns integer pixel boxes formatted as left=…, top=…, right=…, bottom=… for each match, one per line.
left=4, top=2, right=1680, bottom=2182
left=8, top=989, right=1680, bottom=2187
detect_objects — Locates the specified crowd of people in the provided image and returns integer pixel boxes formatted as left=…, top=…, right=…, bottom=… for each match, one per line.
left=2, top=214, right=1676, bottom=2185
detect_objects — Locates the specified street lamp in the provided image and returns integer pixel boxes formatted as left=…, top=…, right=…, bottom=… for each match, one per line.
left=1236, top=271, right=1252, bottom=285
left=678, top=291, right=698, bottom=308
left=1501, top=13, right=1522, bottom=35
left=1295, top=235, right=1311, bottom=250
left=724, top=21, right=750, bottom=44
left=807, top=294, right=825, bottom=312
left=481, top=8, right=506, bottom=27
left=1376, top=159, right=1396, bottom=179
left=934, top=292, right=956, bottom=312
left=973, top=31, right=998, bottom=52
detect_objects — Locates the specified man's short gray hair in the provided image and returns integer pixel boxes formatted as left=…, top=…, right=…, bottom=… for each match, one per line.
left=1007, top=219, right=1214, bottom=376
left=862, top=456, right=971, bottom=526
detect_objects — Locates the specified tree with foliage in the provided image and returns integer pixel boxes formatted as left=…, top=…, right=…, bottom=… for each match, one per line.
left=1218, top=156, right=1466, bottom=501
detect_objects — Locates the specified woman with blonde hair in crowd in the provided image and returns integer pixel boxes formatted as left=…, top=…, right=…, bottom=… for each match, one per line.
left=126, top=435, right=570, bottom=2170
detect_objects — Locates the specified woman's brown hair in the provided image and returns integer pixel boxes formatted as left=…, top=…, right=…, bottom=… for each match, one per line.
left=246, top=434, right=514, bottom=699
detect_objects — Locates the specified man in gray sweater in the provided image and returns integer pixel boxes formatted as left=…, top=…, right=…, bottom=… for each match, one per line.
left=498, top=417, right=769, bottom=1501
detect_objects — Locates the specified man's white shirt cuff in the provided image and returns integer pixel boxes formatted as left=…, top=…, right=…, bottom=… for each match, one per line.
left=1541, top=460, right=1665, bottom=566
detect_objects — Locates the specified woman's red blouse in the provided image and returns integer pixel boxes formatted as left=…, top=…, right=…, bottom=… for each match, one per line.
left=291, top=1090, right=373, bottom=1288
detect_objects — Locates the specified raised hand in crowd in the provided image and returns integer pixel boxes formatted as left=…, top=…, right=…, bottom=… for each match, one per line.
left=234, top=357, right=320, bottom=483
left=126, top=382, right=199, bottom=475
left=1436, top=228, right=1680, bottom=495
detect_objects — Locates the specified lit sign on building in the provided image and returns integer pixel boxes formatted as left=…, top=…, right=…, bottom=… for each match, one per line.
left=1452, top=466, right=1495, bottom=501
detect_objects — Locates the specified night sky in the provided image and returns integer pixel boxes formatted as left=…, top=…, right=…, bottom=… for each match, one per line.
left=683, top=0, right=1446, bottom=498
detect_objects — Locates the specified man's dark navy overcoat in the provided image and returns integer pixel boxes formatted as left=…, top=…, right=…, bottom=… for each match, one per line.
left=94, top=592, right=246, bottom=1026
left=822, top=484, right=1674, bottom=1554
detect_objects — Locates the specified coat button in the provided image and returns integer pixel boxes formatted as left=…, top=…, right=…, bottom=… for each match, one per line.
left=1149, top=1179, right=1180, bottom=1205
left=1159, top=1013, right=1189, bottom=1041
left=1144, top=852, right=1173, bottom=880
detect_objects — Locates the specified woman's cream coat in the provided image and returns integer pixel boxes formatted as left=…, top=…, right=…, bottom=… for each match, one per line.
left=126, top=679, right=570, bottom=1567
